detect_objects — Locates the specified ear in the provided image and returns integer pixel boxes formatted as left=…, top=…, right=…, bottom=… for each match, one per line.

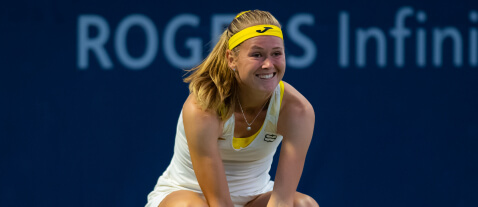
left=226, top=49, right=236, bottom=71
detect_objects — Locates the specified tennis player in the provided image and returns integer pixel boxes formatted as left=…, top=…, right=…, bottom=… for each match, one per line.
left=146, top=10, right=319, bottom=207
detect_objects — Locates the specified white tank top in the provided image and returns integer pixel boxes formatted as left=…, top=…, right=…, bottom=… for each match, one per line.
left=156, top=82, right=283, bottom=196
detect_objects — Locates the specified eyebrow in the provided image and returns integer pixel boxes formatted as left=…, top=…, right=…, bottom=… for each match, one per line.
left=250, top=45, right=283, bottom=50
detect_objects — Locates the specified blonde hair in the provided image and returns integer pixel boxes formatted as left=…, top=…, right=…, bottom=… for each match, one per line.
left=183, top=10, right=282, bottom=120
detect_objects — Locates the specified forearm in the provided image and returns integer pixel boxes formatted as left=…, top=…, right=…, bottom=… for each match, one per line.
left=192, top=156, right=234, bottom=207
left=268, top=144, right=306, bottom=206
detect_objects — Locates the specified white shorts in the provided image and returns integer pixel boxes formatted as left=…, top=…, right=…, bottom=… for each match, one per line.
left=145, top=176, right=274, bottom=207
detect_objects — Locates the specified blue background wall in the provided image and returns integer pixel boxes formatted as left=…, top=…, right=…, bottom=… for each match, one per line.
left=1, top=0, right=477, bottom=206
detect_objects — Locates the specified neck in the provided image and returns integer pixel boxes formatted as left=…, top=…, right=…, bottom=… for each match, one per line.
left=236, top=86, right=273, bottom=112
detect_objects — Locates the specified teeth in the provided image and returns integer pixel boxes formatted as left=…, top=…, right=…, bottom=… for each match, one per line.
left=258, top=73, right=274, bottom=79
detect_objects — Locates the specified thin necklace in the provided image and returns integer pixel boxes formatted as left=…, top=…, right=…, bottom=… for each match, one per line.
left=237, top=95, right=270, bottom=131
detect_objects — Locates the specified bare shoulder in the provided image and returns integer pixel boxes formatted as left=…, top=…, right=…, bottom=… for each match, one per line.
left=280, top=81, right=315, bottom=119
left=278, top=81, right=315, bottom=135
left=182, top=94, right=223, bottom=138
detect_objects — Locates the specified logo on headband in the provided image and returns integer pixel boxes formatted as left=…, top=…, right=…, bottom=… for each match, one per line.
left=256, top=27, right=273, bottom=33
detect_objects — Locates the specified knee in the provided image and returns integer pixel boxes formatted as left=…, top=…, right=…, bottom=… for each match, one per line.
left=293, top=193, right=319, bottom=207
left=182, top=202, right=208, bottom=207
left=165, top=199, right=208, bottom=207
left=175, top=201, right=208, bottom=207
left=189, top=204, right=209, bottom=207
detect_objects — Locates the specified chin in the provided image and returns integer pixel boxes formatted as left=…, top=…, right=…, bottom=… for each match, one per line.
left=257, top=80, right=279, bottom=93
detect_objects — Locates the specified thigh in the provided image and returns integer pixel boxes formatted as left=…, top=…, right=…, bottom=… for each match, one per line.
left=244, top=191, right=272, bottom=207
left=245, top=191, right=319, bottom=207
left=158, top=190, right=208, bottom=207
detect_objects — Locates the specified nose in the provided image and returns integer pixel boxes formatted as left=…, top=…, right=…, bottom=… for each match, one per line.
left=262, top=56, right=273, bottom=69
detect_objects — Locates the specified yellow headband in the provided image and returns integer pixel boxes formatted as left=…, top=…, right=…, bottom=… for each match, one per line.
left=235, top=10, right=250, bottom=18
left=228, top=24, right=283, bottom=50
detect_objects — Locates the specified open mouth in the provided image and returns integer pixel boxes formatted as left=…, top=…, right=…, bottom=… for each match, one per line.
left=256, top=72, right=276, bottom=79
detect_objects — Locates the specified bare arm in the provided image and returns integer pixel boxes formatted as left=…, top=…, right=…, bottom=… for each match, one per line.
left=182, top=95, right=234, bottom=207
left=268, top=83, right=315, bottom=207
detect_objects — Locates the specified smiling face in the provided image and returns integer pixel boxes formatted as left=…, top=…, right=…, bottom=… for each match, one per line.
left=227, top=35, right=286, bottom=94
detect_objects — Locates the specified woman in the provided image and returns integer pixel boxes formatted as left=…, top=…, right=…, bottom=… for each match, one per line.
left=146, top=10, right=318, bottom=207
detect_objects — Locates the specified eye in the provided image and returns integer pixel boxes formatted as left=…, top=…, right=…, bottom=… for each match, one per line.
left=272, top=51, right=282, bottom=56
left=250, top=53, right=262, bottom=58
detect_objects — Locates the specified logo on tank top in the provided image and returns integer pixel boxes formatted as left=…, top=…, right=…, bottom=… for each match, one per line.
left=264, top=134, right=277, bottom=142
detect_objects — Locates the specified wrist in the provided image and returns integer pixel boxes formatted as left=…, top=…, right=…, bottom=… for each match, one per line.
left=208, top=199, right=234, bottom=207
left=267, top=193, right=294, bottom=207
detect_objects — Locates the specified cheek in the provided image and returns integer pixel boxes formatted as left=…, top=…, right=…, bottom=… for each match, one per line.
left=276, top=59, right=286, bottom=71
left=238, top=62, right=257, bottom=74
